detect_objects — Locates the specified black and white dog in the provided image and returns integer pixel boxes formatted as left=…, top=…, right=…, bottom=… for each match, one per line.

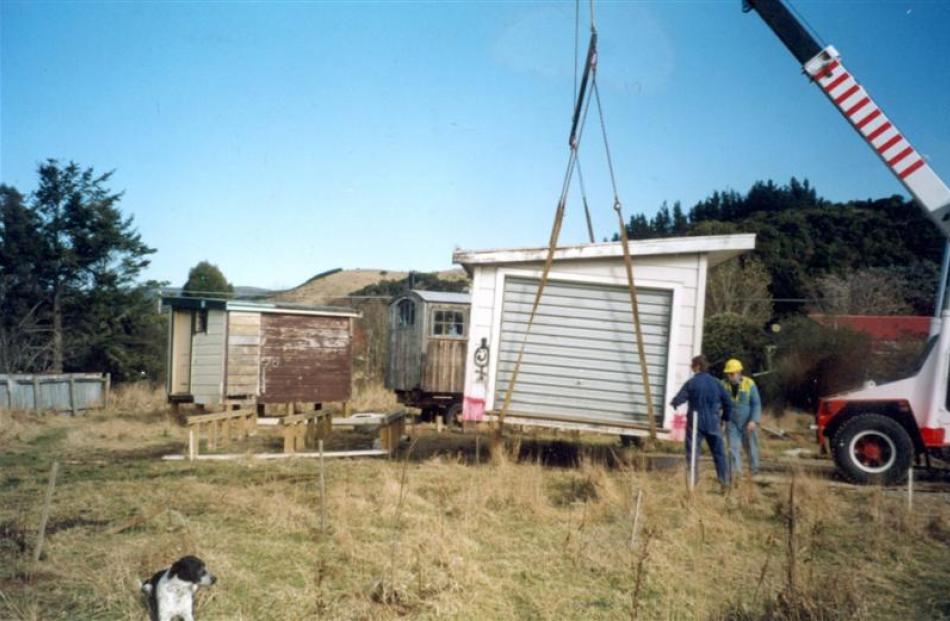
left=140, top=555, right=216, bottom=621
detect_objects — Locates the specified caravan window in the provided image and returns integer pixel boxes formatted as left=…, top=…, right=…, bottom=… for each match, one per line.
left=397, top=299, right=415, bottom=328
left=432, top=310, right=465, bottom=337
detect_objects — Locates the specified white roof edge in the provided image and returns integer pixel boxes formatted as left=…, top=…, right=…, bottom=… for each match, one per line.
left=452, top=234, right=756, bottom=266
left=224, top=301, right=361, bottom=318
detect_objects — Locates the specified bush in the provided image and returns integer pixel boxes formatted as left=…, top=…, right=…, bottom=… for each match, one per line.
left=769, top=316, right=871, bottom=412
left=703, top=312, right=768, bottom=375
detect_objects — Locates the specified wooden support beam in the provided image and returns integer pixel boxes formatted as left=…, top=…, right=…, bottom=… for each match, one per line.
left=162, top=450, right=389, bottom=461
left=283, top=424, right=295, bottom=454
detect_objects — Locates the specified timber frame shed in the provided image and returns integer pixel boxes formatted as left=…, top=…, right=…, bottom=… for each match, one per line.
left=162, top=297, right=360, bottom=408
left=453, top=234, right=756, bottom=439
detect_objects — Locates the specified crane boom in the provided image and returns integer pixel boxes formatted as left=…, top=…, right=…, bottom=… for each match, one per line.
left=744, top=0, right=950, bottom=239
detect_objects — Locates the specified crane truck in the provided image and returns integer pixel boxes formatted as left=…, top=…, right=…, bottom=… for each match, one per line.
left=744, top=0, right=950, bottom=484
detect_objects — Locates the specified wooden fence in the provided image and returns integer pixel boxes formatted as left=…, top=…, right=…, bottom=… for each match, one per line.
left=0, top=373, right=111, bottom=415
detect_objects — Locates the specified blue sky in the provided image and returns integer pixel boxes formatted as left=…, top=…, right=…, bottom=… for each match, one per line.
left=3, top=1, right=949, bottom=290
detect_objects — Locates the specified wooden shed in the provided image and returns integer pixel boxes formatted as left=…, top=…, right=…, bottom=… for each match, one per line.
left=162, top=297, right=360, bottom=409
left=453, top=234, right=756, bottom=439
left=385, top=290, right=470, bottom=418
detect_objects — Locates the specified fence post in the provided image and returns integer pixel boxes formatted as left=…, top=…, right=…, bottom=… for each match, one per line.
left=103, top=373, right=111, bottom=409
left=5, top=376, right=12, bottom=411
left=32, top=375, right=40, bottom=414
left=33, top=461, right=60, bottom=564
left=68, top=376, right=77, bottom=416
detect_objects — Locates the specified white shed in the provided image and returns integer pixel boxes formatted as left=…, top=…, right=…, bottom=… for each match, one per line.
left=453, top=234, right=756, bottom=439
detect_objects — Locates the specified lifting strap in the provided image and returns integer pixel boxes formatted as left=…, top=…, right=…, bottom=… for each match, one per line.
left=497, top=14, right=657, bottom=442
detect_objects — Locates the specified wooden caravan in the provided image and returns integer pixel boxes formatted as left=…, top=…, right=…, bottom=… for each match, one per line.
left=163, top=297, right=360, bottom=409
left=385, top=290, right=470, bottom=421
left=454, top=235, right=756, bottom=440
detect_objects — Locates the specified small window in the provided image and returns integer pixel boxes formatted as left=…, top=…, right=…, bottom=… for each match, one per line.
left=193, top=309, right=208, bottom=334
left=397, top=299, right=415, bottom=328
left=432, top=310, right=465, bottom=337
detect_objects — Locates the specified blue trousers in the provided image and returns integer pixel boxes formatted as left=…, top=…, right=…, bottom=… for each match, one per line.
left=685, top=417, right=730, bottom=486
left=726, top=416, right=760, bottom=475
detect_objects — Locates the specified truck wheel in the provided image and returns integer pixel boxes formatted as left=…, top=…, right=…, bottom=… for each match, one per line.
left=831, top=414, right=913, bottom=485
left=444, top=403, right=463, bottom=427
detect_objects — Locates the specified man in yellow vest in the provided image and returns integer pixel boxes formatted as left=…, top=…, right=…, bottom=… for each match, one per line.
left=722, top=358, right=761, bottom=476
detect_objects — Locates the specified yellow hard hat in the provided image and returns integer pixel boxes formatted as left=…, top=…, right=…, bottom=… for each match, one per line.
left=723, top=358, right=743, bottom=374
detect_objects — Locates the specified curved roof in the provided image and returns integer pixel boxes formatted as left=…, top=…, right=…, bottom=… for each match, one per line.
left=409, top=290, right=470, bottom=304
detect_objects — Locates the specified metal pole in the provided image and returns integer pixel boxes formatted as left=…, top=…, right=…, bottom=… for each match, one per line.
left=689, top=410, right=698, bottom=491
left=907, top=466, right=914, bottom=512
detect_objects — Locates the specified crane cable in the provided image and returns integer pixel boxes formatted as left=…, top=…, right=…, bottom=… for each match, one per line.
left=593, top=75, right=658, bottom=441
left=497, top=1, right=658, bottom=442
left=495, top=28, right=595, bottom=435
left=574, top=0, right=596, bottom=244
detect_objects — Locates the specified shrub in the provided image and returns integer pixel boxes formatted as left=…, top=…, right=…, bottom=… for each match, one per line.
left=703, top=312, right=768, bottom=375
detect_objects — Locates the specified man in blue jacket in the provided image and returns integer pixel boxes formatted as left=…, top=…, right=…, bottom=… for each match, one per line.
left=671, top=355, right=733, bottom=488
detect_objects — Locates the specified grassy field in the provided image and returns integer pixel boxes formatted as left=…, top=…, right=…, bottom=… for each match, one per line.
left=2, top=385, right=949, bottom=620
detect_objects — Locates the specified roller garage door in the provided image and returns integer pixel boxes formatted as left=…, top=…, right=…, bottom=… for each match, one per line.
left=494, top=277, right=672, bottom=427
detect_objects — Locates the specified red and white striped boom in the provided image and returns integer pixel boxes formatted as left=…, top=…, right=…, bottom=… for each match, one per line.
left=803, top=45, right=950, bottom=236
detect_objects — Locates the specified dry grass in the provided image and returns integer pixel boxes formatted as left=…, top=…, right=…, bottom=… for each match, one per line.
left=1, top=403, right=949, bottom=620
left=349, top=382, right=400, bottom=413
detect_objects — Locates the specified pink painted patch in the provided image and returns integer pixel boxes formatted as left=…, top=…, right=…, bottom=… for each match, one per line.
left=669, top=413, right=686, bottom=442
left=463, top=396, right=485, bottom=422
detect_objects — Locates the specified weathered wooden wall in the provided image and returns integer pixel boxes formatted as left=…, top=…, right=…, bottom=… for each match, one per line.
left=226, top=312, right=261, bottom=398
left=190, top=310, right=227, bottom=405
left=421, top=339, right=466, bottom=394
left=0, top=373, right=109, bottom=413
left=259, top=314, right=352, bottom=404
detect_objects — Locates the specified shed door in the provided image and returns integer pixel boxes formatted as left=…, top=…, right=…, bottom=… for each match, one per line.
left=387, top=298, right=421, bottom=391
left=171, top=310, right=192, bottom=394
left=494, top=277, right=671, bottom=427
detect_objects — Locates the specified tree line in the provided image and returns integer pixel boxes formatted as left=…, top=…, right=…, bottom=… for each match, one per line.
left=619, top=177, right=944, bottom=409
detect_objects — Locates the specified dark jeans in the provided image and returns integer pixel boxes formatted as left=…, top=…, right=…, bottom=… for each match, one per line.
left=685, top=418, right=730, bottom=486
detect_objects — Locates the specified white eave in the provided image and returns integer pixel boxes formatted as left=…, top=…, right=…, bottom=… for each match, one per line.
left=453, top=234, right=756, bottom=270
left=224, top=301, right=361, bottom=318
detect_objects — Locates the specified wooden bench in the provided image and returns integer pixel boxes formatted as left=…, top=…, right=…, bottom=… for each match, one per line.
left=186, top=409, right=258, bottom=458
left=332, top=411, right=407, bottom=454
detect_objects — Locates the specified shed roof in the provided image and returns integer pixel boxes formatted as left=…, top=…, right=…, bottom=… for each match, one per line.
left=452, top=234, right=756, bottom=272
left=161, top=296, right=360, bottom=318
left=410, top=290, right=471, bottom=304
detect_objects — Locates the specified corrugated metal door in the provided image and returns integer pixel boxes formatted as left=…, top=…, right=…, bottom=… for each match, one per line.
left=495, top=277, right=671, bottom=427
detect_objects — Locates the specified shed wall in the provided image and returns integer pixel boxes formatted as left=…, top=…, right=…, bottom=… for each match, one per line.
left=190, top=309, right=227, bottom=405
left=259, top=314, right=352, bottom=403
